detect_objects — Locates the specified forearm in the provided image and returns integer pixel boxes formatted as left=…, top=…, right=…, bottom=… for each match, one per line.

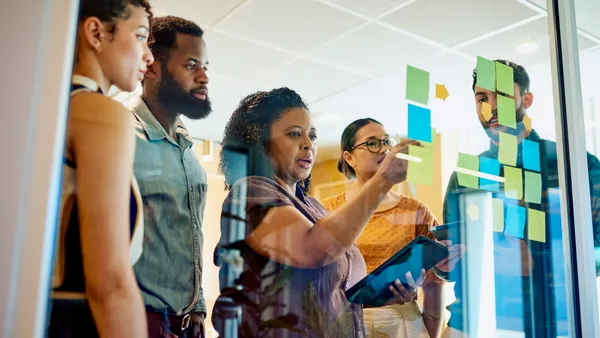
left=309, top=174, right=391, bottom=263
left=87, top=276, right=147, bottom=337
left=422, top=285, right=444, bottom=338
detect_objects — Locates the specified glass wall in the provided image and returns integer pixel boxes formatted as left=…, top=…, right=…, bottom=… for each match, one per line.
left=4, top=0, right=599, bottom=337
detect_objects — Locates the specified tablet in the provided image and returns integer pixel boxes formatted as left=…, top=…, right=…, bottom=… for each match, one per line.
left=345, top=236, right=448, bottom=307
left=429, top=222, right=464, bottom=243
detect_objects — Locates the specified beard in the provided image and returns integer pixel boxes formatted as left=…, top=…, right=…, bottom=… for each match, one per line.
left=483, top=103, right=528, bottom=143
left=156, top=67, right=212, bottom=120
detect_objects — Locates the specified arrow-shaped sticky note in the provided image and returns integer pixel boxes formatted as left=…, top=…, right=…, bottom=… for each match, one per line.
left=523, top=116, right=532, bottom=131
left=436, top=84, right=449, bottom=101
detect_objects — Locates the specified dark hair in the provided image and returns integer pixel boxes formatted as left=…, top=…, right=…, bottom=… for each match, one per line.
left=219, top=88, right=311, bottom=193
left=472, top=59, right=530, bottom=95
left=149, top=16, right=204, bottom=63
left=79, top=0, right=152, bottom=33
left=337, top=118, right=383, bottom=179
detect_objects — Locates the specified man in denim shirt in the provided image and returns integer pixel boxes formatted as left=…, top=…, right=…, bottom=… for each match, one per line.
left=132, top=16, right=211, bottom=338
left=439, top=60, right=600, bottom=337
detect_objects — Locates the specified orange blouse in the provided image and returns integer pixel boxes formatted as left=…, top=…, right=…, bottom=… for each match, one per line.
left=321, top=192, right=443, bottom=287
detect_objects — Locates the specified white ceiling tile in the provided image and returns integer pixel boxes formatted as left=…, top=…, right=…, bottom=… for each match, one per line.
left=526, top=0, right=600, bottom=40
left=380, top=0, right=539, bottom=47
left=203, top=29, right=295, bottom=80
left=214, top=0, right=366, bottom=53
left=151, top=0, right=247, bottom=27
left=325, top=0, right=412, bottom=18
left=459, top=17, right=598, bottom=68
left=308, top=23, right=442, bottom=77
left=260, top=58, right=368, bottom=103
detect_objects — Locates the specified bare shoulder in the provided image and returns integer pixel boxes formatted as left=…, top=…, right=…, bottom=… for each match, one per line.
left=69, top=92, right=133, bottom=128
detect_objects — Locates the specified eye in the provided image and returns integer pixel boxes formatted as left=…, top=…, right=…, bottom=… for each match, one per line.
left=366, top=140, right=379, bottom=148
left=185, top=63, right=197, bottom=71
left=384, top=138, right=395, bottom=146
left=137, top=34, right=148, bottom=42
left=288, top=131, right=301, bottom=137
left=310, top=134, right=318, bottom=141
left=477, top=97, right=487, bottom=103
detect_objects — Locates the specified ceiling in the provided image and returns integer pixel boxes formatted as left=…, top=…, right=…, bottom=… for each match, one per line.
left=119, top=0, right=600, bottom=162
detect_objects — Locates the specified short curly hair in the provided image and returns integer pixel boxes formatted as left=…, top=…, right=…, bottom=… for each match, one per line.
left=149, top=16, right=205, bottom=63
left=219, top=87, right=312, bottom=193
left=79, top=0, right=152, bottom=33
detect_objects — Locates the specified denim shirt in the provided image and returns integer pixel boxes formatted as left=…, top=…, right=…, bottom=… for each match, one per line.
left=132, top=98, right=207, bottom=315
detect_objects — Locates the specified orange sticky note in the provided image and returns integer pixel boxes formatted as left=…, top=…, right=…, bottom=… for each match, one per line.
left=482, top=102, right=493, bottom=122
left=523, top=116, right=532, bottom=131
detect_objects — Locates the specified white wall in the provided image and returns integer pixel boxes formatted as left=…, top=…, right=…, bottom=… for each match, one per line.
left=0, top=1, right=79, bottom=337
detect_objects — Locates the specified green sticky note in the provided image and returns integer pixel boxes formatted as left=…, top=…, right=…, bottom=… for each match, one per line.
left=498, top=95, right=516, bottom=128
left=499, top=132, right=517, bottom=166
left=407, top=145, right=434, bottom=185
left=524, top=171, right=542, bottom=204
left=504, top=166, right=523, bottom=200
left=406, top=65, right=430, bottom=105
left=493, top=198, right=504, bottom=232
left=476, top=56, right=496, bottom=91
left=457, top=153, right=479, bottom=189
left=496, top=62, right=514, bottom=96
left=528, top=208, right=546, bottom=243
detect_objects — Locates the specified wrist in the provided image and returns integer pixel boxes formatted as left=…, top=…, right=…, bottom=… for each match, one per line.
left=371, top=173, right=393, bottom=192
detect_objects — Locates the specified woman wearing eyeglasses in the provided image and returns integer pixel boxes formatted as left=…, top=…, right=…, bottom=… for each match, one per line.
left=321, top=118, right=445, bottom=338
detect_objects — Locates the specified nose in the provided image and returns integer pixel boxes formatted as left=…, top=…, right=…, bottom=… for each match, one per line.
left=301, top=136, right=314, bottom=151
left=144, top=44, right=154, bottom=66
left=194, top=67, right=209, bottom=85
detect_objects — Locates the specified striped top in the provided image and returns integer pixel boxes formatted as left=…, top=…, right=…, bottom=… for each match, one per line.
left=51, top=75, right=144, bottom=298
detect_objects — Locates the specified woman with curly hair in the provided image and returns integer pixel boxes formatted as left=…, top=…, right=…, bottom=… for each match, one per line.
left=212, top=88, right=425, bottom=337
left=48, top=0, right=154, bottom=336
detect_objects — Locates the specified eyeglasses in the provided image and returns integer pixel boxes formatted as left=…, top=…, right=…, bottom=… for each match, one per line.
left=350, top=137, right=398, bottom=154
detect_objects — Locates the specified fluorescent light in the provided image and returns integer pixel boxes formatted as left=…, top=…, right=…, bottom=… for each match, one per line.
left=515, top=42, right=540, bottom=54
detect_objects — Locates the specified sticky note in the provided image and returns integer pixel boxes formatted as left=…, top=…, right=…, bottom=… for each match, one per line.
left=479, top=157, right=500, bottom=191
left=522, top=139, right=540, bottom=172
left=407, top=145, right=434, bottom=185
left=499, top=132, right=517, bottom=166
left=436, top=84, right=449, bottom=101
left=482, top=102, right=493, bottom=122
left=457, top=153, right=479, bottom=189
left=406, top=65, right=430, bottom=105
left=528, top=208, right=546, bottom=243
left=476, top=56, right=496, bottom=91
left=496, top=62, right=515, bottom=96
left=523, top=116, right=532, bottom=131
left=505, top=204, right=526, bottom=239
left=492, top=198, right=505, bottom=232
left=407, top=104, right=432, bottom=143
left=422, top=127, right=436, bottom=149
left=498, top=95, right=516, bottom=128
left=467, top=203, right=480, bottom=222
left=524, top=171, right=542, bottom=204
left=504, top=166, right=523, bottom=200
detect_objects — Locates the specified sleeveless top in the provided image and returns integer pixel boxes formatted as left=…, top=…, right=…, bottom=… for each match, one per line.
left=51, top=75, right=144, bottom=298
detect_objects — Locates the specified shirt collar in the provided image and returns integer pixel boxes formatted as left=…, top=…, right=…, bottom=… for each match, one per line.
left=132, top=97, right=194, bottom=147
left=72, top=75, right=101, bottom=93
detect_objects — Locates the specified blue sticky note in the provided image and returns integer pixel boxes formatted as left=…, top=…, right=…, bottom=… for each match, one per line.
left=407, top=104, right=432, bottom=143
left=505, top=204, right=526, bottom=239
left=522, top=139, right=540, bottom=172
left=479, top=157, right=500, bottom=191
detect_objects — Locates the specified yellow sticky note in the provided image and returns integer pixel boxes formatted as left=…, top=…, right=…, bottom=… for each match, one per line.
left=524, top=171, right=542, bottom=204
left=422, top=128, right=437, bottom=149
left=499, top=132, right=517, bottom=166
left=498, top=95, right=516, bottom=128
left=523, top=116, right=532, bottom=131
left=407, top=145, right=434, bottom=185
left=504, top=166, right=523, bottom=200
left=436, top=84, right=449, bottom=101
left=528, top=208, right=546, bottom=243
left=482, top=102, right=493, bottom=122
left=467, top=203, right=480, bottom=222
left=492, top=198, right=504, bottom=232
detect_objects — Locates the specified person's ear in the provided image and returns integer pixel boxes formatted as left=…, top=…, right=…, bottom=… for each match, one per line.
left=343, top=151, right=356, bottom=170
left=82, top=17, right=108, bottom=53
left=523, top=92, right=534, bottom=109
